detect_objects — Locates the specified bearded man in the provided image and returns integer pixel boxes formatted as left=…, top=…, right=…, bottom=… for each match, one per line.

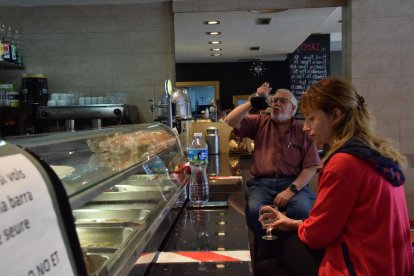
left=225, top=82, right=320, bottom=261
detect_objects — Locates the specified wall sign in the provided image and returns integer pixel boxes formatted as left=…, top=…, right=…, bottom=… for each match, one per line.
left=289, top=34, right=330, bottom=119
left=0, top=154, right=75, bottom=276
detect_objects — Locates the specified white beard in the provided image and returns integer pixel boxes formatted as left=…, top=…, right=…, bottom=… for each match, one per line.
left=271, top=112, right=291, bottom=123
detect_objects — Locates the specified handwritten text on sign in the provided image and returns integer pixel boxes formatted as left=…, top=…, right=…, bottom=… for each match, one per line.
left=0, top=154, right=75, bottom=276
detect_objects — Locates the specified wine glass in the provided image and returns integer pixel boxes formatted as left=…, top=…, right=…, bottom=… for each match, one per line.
left=259, top=205, right=278, bottom=240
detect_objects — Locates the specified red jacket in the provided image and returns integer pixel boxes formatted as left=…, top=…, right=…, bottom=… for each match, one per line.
left=298, top=153, right=413, bottom=275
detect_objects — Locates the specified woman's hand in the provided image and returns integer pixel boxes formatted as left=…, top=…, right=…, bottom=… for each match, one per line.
left=273, top=212, right=303, bottom=231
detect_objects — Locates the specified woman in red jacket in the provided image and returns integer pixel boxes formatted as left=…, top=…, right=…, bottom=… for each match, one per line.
left=259, top=77, right=413, bottom=276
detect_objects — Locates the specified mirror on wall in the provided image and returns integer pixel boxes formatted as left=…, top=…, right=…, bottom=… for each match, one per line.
left=176, top=81, right=220, bottom=115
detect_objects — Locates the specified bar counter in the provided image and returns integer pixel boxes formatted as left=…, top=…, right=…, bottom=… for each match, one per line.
left=144, top=153, right=253, bottom=275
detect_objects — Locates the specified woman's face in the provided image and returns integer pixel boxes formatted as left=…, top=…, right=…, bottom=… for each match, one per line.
left=303, top=109, right=337, bottom=146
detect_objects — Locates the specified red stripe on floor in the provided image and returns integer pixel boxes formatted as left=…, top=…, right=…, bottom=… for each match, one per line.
left=176, top=251, right=240, bottom=262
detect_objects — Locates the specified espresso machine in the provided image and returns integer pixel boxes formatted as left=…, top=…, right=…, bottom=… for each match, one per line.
left=37, top=104, right=132, bottom=132
left=149, top=81, right=193, bottom=148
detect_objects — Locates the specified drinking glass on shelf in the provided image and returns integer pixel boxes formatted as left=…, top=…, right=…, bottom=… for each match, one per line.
left=259, top=204, right=278, bottom=240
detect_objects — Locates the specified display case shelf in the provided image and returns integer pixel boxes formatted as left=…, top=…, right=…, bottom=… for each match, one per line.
left=2, top=123, right=189, bottom=275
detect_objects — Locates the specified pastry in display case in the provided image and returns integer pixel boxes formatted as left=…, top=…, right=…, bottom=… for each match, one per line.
left=1, top=123, right=189, bottom=275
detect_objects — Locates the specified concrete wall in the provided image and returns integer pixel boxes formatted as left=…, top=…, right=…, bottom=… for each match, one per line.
left=0, top=2, right=175, bottom=123
left=350, top=0, right=414, bottom=216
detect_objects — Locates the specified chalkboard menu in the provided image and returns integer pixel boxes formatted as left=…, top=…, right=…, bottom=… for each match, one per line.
left=288, top=34, right=330, bottom=118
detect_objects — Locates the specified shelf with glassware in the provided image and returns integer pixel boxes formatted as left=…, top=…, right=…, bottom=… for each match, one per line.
left=1, top=123, right=189, bottom=275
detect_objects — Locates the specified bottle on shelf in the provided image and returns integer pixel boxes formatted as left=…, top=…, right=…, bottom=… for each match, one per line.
left=0, top=23, right=3, bottom=61
left=8, top=26, right=16, bottom=64
left=1, top=24, right=11, bottom=62
left=187, top=132, right=209, bottom=206
left=14, top=30, right=24, bottom=66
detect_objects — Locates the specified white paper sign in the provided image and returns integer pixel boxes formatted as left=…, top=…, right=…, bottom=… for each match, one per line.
left=0, top=154, right=75, bottom=276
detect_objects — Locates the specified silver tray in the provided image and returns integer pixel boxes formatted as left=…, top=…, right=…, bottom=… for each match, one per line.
left=122, top=174, right=174, bottom=186
left=108, top=184, right=173, bottom=193
left=77, top=225, right=136, bottom=249
left=91, top=191, right=164, bottom=202
left=74, top=209, right=151, bottom=224
left=84, top=252, right=111, bottom=275
left=79, top=202, right=157, bottom=210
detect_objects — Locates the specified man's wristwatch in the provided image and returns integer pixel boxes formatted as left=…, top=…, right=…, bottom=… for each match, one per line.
left=289, top=183, right=299, bottom=194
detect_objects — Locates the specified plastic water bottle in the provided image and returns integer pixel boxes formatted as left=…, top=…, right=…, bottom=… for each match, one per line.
left=187, top=132, right=209, bottom=206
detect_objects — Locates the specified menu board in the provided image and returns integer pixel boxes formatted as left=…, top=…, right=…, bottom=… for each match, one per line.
left=289, top=34, right=330, bottom=119
left=0, top=154, right=75, bottom=275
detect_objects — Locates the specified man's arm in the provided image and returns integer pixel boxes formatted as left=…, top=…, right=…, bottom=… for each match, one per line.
left=224, top=82, right=271, bottom=129
left=224, top=100, right=252, bottom=129
left=290, top=166, right=318, bottom=192
left=273, top=166, right=318, bottom=208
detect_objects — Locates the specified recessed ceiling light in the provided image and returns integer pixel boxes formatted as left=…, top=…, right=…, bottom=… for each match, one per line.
left=211, top=53, right=222, bottom=57
left=210, top=48, right=222, bottom=51
left=249, top=9, right=288, bottom=14
left=205, top=20, right=220, bottom=25
left=209, top=41, right=221, bottom=44
left=206, top=31, right=221, bottom=35
left=256, top=18, right=272, bottom=25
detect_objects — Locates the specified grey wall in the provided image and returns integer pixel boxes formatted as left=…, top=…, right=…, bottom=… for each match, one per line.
left=0, top=2, right=175, bottom=123
left=349, top=0, right=414, bottom=216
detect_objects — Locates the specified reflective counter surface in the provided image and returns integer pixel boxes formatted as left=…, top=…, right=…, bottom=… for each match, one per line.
left=142, top=153, right=253, bottom=276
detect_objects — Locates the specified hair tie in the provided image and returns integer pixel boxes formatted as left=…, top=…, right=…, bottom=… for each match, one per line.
left=356, top=94, right=365, bottom=110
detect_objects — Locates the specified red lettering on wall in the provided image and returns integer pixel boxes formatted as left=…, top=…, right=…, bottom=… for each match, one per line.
left=300, top=43, right=320, bottom=52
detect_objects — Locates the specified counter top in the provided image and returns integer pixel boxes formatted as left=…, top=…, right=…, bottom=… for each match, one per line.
left=143, top=153, right=253, bottom=275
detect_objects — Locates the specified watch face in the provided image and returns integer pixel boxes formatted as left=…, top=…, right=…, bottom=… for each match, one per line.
left=290, top=184, right=298, bottom=193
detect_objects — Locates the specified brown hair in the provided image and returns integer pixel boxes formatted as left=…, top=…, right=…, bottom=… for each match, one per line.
left=300, top=77, right=406, bottom=168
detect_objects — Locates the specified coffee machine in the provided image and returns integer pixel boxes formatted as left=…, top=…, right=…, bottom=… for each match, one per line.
left=37, top=104, right=134, bottom=132
left=149, top=81, right=193, bottom=147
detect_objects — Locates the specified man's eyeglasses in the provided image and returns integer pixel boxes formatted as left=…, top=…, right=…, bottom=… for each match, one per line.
left=269, top=97, right=291, bottom=104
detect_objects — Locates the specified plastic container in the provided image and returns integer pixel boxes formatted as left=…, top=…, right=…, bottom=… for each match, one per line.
left=187, top=132, right=209, bottom=206
left=6, top=91, right=20, bottom=107
left=0, top=84, right=13, bottom=106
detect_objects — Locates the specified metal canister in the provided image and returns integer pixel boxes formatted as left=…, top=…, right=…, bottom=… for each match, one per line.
left=207, top=154, right=220, bottom=176
left=205, top=127, right=220, bottom=154
left=21, top=74, right=48, bottom=105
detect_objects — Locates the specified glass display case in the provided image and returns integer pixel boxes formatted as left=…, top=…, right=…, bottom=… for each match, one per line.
left=1, top=123, right=189, bottom=275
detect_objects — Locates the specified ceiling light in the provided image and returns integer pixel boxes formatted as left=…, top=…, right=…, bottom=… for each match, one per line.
left=249, top=9, right=288, bottom=14
left=205, top=20, right=220, bottom=25
left=211, top=53, right=222, bottom=57
left=210, top=48, right=222, bottom=51
left=256, top=18, right=272, bottom=25
left=206, top=31, right=221, bottom=35
left=209, top=41, right=221, bottom=44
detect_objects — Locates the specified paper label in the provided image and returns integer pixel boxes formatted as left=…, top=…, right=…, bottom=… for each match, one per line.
left=187, top=149, right=208, bottom=162
left=0, top=154, right=75, bottom=276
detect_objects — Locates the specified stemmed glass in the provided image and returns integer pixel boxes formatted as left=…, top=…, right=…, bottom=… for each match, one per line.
left=259, top=205, right=278, bottom=240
